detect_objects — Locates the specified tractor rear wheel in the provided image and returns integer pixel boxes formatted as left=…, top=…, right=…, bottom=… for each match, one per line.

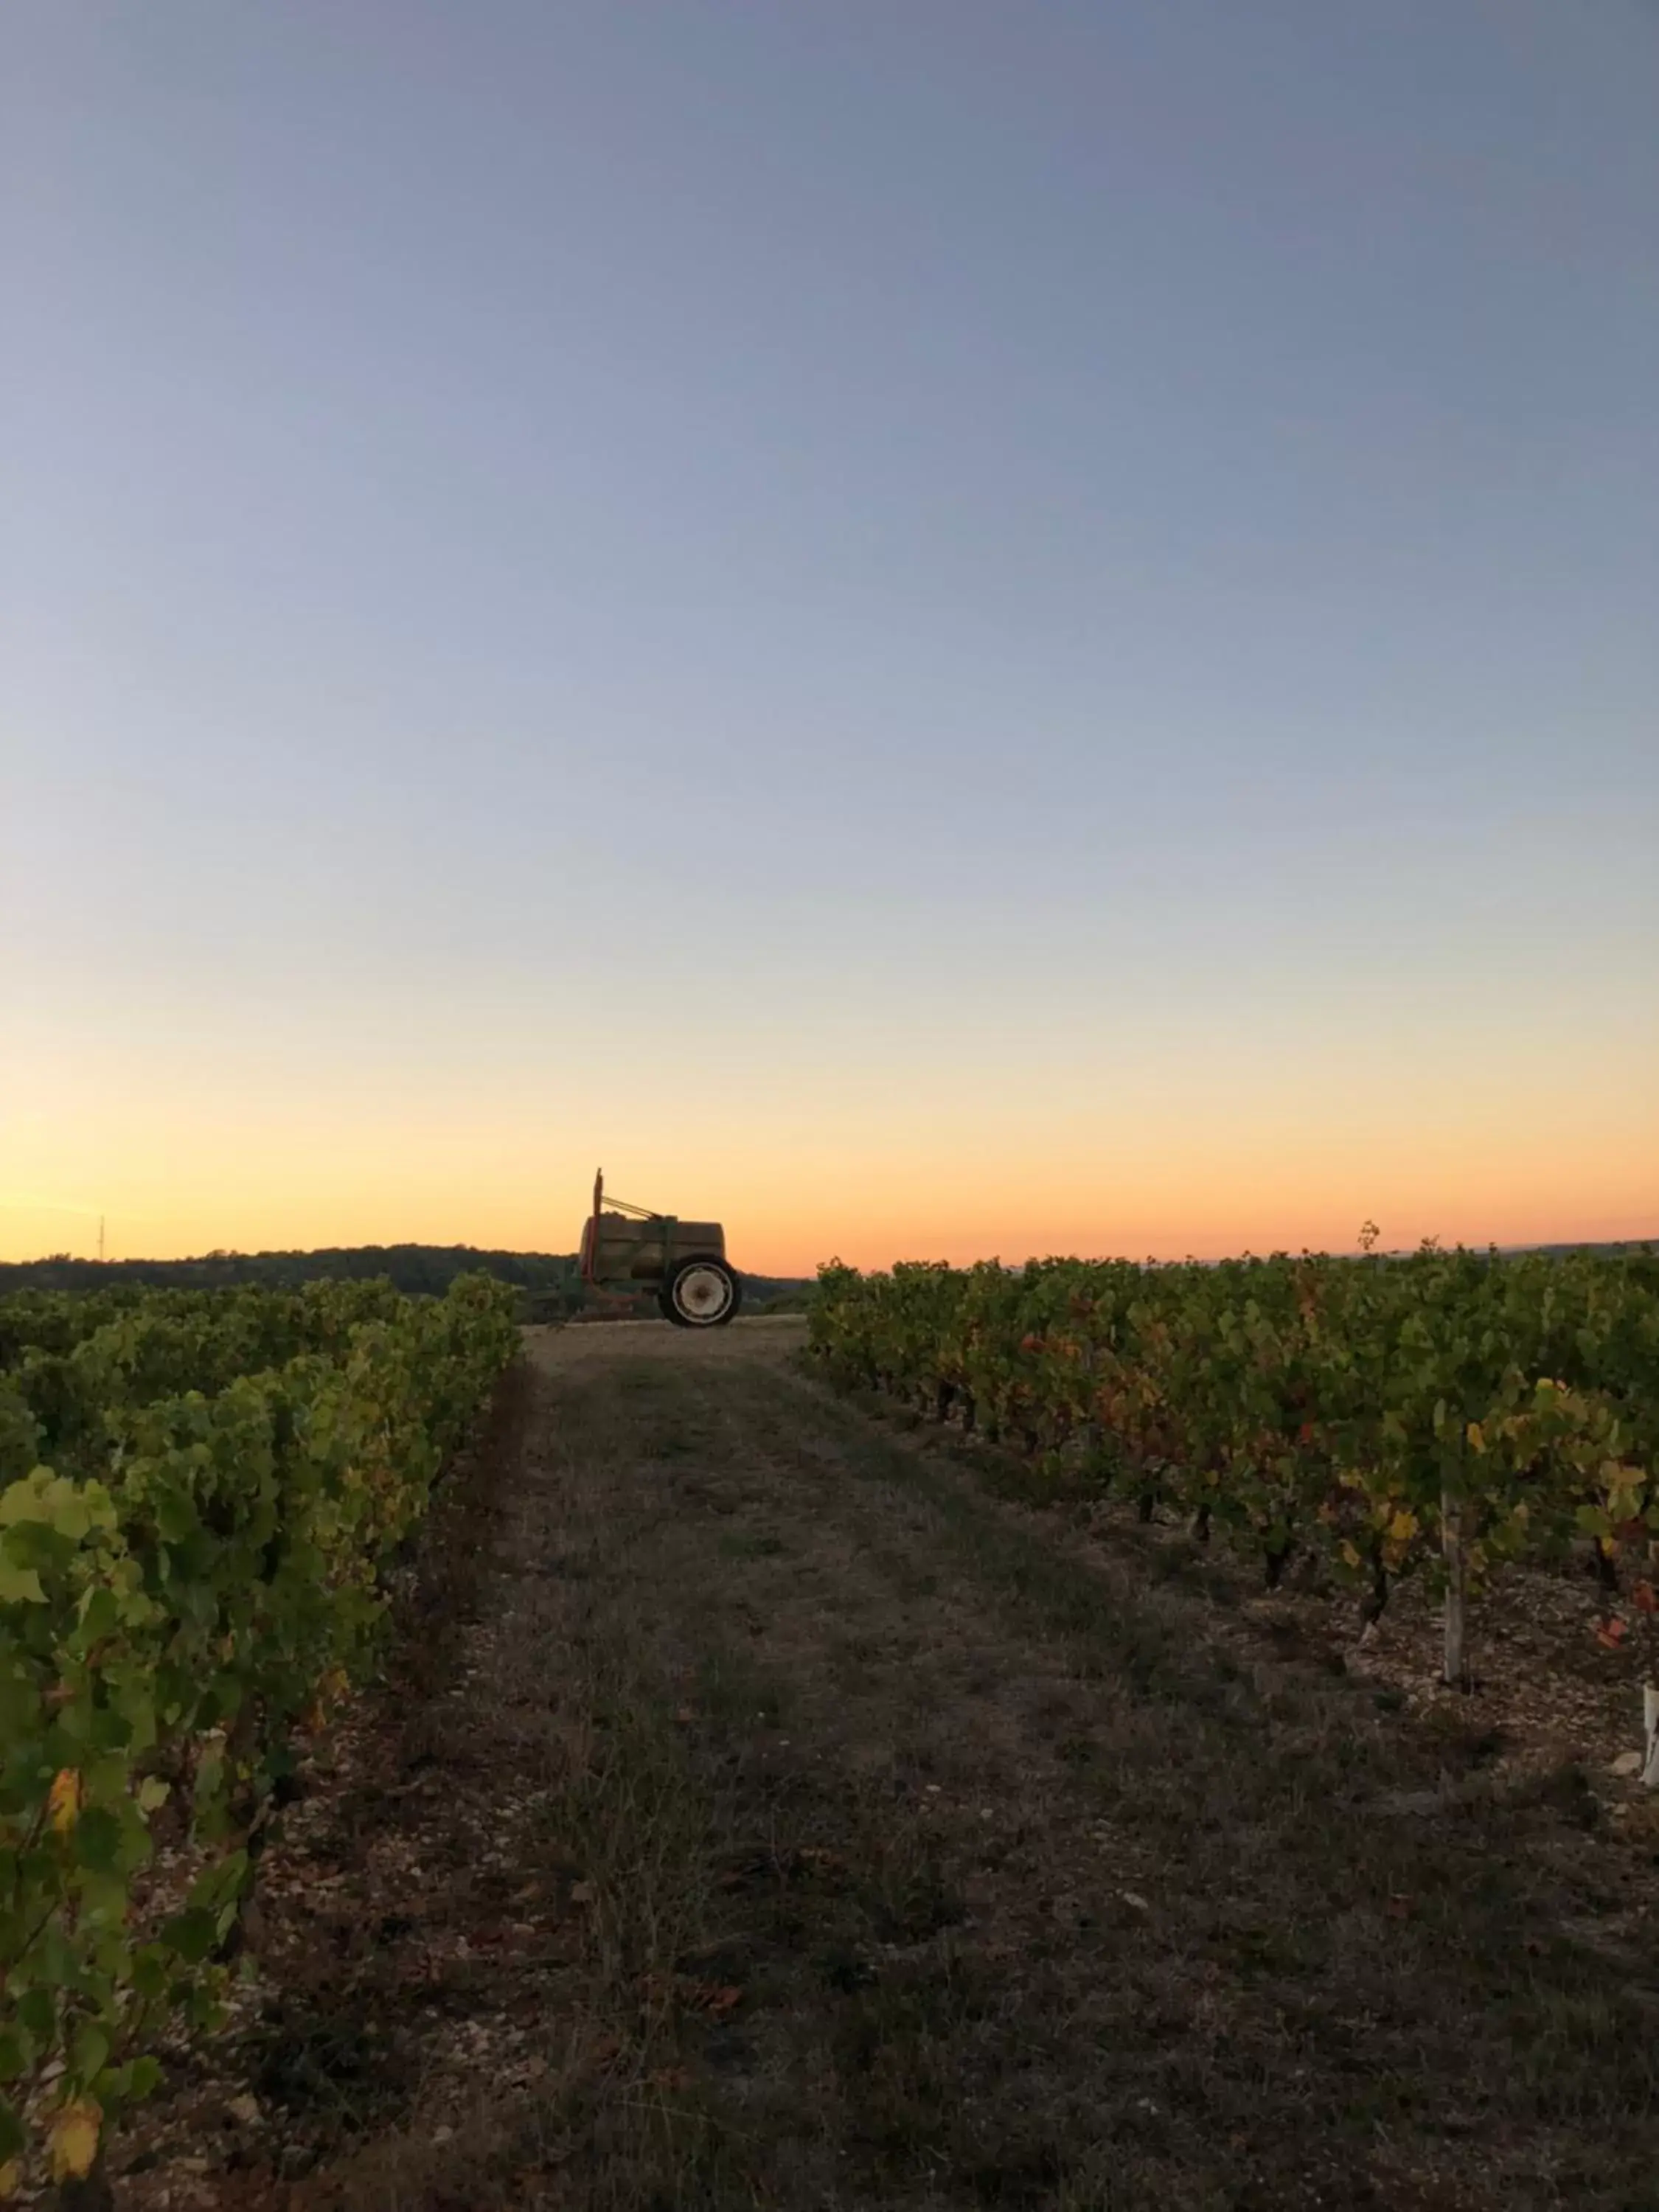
left=665, top=1257, right=741, bottom=1328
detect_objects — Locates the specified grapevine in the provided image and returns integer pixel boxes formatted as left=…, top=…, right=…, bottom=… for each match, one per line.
left=810, top=1242, right=1659, bottom=1683
left=0, top=1273, right=519, bottom=2194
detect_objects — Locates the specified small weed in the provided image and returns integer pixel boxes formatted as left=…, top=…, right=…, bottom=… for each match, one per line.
left=717, top=1528, right=786, bottom=1560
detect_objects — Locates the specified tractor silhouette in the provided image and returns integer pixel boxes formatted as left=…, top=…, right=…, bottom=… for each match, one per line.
left=577, top=1169, right=741, bottom=1327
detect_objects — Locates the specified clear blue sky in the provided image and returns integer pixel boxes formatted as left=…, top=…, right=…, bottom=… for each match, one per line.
left=5, top=1, right=1657, bottom=1267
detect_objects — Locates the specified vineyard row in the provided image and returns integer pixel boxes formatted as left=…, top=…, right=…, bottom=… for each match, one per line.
left=807, top=1244, right=1659, bottom=1701
left=0, top=1275, right=521, bottom=2196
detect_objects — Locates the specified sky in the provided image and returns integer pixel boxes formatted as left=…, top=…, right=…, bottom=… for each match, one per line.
left=4, top=0, right=1657, bottom=1275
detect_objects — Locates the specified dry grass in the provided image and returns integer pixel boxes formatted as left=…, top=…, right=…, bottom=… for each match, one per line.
left=110, top=1318, right=1659, bottom=2211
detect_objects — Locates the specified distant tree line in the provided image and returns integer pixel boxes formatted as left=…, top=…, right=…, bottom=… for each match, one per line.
left=0, top=1245, right=813, bottom=1322
left=4, top=1237, right=1644, bottom=1311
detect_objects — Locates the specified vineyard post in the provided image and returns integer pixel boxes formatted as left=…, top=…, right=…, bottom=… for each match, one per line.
left=1441, top=1470, right=1470, bottom=1692
left=1643, top=1685, right=1659, bottom=1790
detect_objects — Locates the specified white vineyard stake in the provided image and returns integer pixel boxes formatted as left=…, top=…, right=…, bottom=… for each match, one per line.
left=1441, top=1484, right=1470, bottom=1692
left=1641, top=1685, right=1659, bottom=1791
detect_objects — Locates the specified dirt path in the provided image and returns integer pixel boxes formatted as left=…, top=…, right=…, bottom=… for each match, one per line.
left=123, top=1321, right=1659, bottom=2211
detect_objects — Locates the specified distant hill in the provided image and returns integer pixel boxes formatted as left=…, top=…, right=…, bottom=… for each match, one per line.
left=0, top=1245, right=814, bottom=1313
left=5, top=1235, right=1644, bottom=1306
left=1502, top=1240, right=1656, bottom=1259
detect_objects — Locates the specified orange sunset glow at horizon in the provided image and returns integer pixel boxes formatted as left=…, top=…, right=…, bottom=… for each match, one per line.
left=7, top=1046, right=1655, bottom=1277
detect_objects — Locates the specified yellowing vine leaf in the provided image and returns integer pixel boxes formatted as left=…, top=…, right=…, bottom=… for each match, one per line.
left=49, top=2098, right=102, bottom=2181
left=0, top=1558, right=46, bottom=1604
left=1388, top=1511, right=1419, bottom=1543
left=48, top=1768, right=83, bottom=1836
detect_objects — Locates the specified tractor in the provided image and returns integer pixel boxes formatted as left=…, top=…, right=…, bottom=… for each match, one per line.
left=577, top=1169, right=742, bottom=1327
